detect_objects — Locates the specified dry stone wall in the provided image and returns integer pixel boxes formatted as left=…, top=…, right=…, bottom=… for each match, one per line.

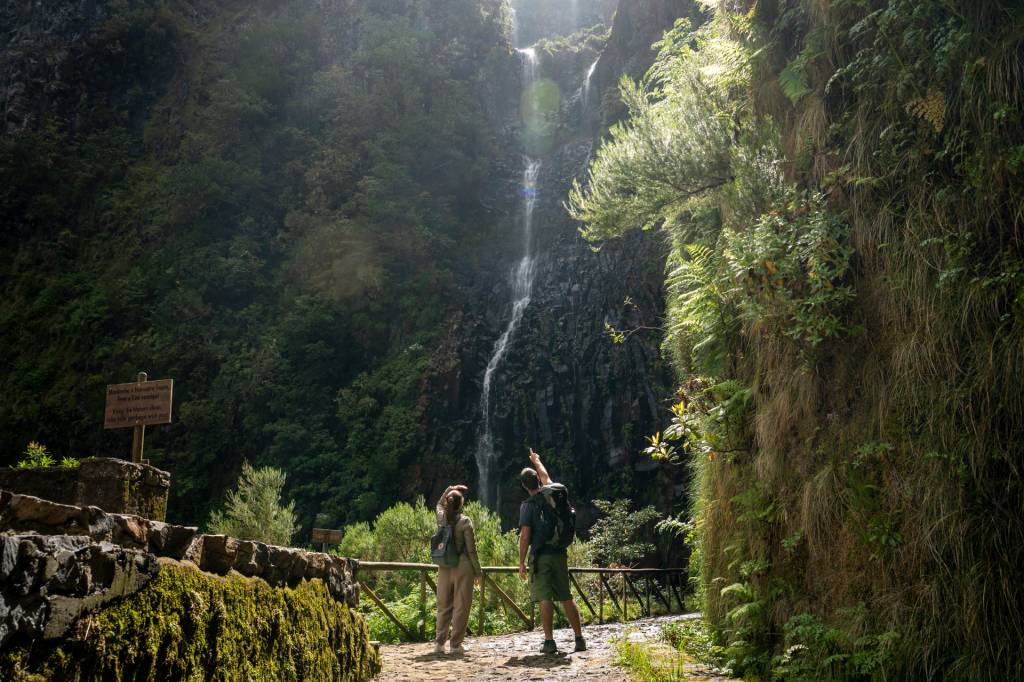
left=0, top=457, right=170, bottom=520
left=0, top=533, right=158, bottom=645
left=0, top=490, right=360, bottom=648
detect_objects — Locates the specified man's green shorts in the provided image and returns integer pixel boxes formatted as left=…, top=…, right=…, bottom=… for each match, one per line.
left=530, top=551, right=571, bottom=602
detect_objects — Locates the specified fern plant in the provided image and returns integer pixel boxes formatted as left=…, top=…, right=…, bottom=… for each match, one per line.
left=665, top=241, right=739, bottom=377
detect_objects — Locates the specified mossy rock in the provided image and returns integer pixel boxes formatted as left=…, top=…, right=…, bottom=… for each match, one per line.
left=1, top=559, right=381, bottom=681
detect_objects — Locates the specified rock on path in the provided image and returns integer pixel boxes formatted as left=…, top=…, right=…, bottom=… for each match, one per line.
left=376, top=614, right=733, bottom=681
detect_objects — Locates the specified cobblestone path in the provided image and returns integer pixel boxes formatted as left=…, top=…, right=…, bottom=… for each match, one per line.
left=376, top=614, right=734, bottom=681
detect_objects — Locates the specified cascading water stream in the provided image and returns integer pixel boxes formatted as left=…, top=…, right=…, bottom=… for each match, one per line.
left=474, top=47, right=542, bottom=509
left=582, top=58, right=598, bottom=108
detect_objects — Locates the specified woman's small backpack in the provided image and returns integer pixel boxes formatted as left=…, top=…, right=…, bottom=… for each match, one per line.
left=430, top=522, right=461, bottom=567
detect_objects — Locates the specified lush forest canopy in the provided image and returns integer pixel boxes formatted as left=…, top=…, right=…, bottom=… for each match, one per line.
left=0, top=0, right=511, bottom=526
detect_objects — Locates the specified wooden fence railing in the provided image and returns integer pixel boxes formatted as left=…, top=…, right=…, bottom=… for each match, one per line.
left=354, top=561, right=690, bottom=642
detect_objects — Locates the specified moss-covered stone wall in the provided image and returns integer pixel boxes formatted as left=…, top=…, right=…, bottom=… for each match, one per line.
left=2, top=559, right=381, bottom=681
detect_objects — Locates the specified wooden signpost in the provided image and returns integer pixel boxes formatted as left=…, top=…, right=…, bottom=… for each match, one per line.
left=104, top=372, right=173, bottom=463
left=311, top=528, right=343, bottom=553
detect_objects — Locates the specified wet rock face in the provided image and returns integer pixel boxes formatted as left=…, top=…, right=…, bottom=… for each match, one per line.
left=473, top=157, right=674, bottom=521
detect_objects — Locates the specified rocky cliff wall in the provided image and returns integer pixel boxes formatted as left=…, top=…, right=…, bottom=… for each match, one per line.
left=584, top=0, right=707, bottom=131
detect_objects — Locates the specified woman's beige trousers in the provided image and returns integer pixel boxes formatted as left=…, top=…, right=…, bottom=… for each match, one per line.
left=434, top=555, right=476, bottom=647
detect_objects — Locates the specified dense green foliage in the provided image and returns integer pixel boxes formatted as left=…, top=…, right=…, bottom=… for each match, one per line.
left=588, top=498, right=661, bottom=566
left=208, top=461, right=297, bottom=545
left=1, top=560, right=380, bottom=681
left=0, top=0, right=510, bottom=528
left=572, top=1, right=1024, bottom=679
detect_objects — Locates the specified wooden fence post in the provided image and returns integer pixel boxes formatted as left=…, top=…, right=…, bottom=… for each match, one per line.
left=598, top=575, right=604, bottom=624
left=478, top=568, right=486, bottom=636
left=482, top=573, right=531, bottom=629
left=650, top=575, right=671, bottom=612
left=670, top=572, right=684, bottom=612
left=622, top=572, right=628, bottom=622
left=420, top=570, right=427, bottom=639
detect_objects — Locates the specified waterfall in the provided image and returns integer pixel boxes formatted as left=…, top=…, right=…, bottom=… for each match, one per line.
left=474, top=48, right=542, bottom=509
left=582, top=58, right=598, bottom=108
left=519, top=47, right=538, bottom=87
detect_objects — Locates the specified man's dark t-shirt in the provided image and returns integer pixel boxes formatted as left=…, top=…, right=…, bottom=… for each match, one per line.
left=519, top=493, right=566, bottom=557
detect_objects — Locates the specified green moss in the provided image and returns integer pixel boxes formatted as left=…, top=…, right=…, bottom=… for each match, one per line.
left=121, top=477, right=132, bottom=509
left=2, top=560, right=381, bottom=681
left=150, top=493, right=168, bottom=522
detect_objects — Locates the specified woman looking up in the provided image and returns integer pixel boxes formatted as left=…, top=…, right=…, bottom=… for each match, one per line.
left=433, top=484, right=482, bottom=654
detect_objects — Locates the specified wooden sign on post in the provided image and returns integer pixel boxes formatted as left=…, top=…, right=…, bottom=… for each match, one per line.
left=104, top=372, right=173, bottom=463
left=311, top=528, right=343, bottom=553
left=311, top=528, right=343, bottom=545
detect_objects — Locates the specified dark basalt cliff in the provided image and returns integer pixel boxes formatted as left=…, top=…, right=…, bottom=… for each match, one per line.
left=424, top=0, right=706, bottom=524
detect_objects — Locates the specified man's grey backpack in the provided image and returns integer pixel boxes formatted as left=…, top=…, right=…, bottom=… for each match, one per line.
left=534, top=483, right=576, bottom=551
left=431, top=522, right=461, bottom=567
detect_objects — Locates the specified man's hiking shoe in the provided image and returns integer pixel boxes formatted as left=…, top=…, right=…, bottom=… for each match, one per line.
left=433, top=643, right=445, bottom=655
left=449, top=645, right=465, bottom=655
left=574, top=636, right=587, bottom=652
left=540, top=639, right=558, bottom=654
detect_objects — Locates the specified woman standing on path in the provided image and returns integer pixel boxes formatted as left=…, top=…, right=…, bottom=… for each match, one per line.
left=434, top=485, right=482, bottom=655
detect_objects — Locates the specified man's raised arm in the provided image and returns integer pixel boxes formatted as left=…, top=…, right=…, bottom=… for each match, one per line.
left=529, top=448, right=552, bottom=486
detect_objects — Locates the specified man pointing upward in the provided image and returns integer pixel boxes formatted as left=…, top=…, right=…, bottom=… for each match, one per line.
left=518, top=447, right=586, bottom=654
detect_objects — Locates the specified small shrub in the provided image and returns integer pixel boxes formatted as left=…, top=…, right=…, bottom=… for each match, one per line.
left=773, top=612, right=899, bottom=682
left=16, top=442, right=55, bottom=468
left=208, top=462, right=297, bottom=546
left=614, top=635, right=689, bottom=682
left=726, top=193, right=856, bottom=354
left=589, top=498, right=662, bottom=566
left=661, top=618, right=726, bottom=667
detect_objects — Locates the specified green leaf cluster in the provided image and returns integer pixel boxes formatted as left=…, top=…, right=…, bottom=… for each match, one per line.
left=15, top=441, right=78, bottom=469
left=588, top=498, right=662, bottom=566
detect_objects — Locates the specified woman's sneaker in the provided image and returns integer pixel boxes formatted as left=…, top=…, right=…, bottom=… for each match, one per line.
left=433, top=643, right=445, bottom=654
left=574, top=636, right=587, bottom=652
left=540, top=639, right=558, bottom=654
left=449, top=645, right=465, bottom=655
